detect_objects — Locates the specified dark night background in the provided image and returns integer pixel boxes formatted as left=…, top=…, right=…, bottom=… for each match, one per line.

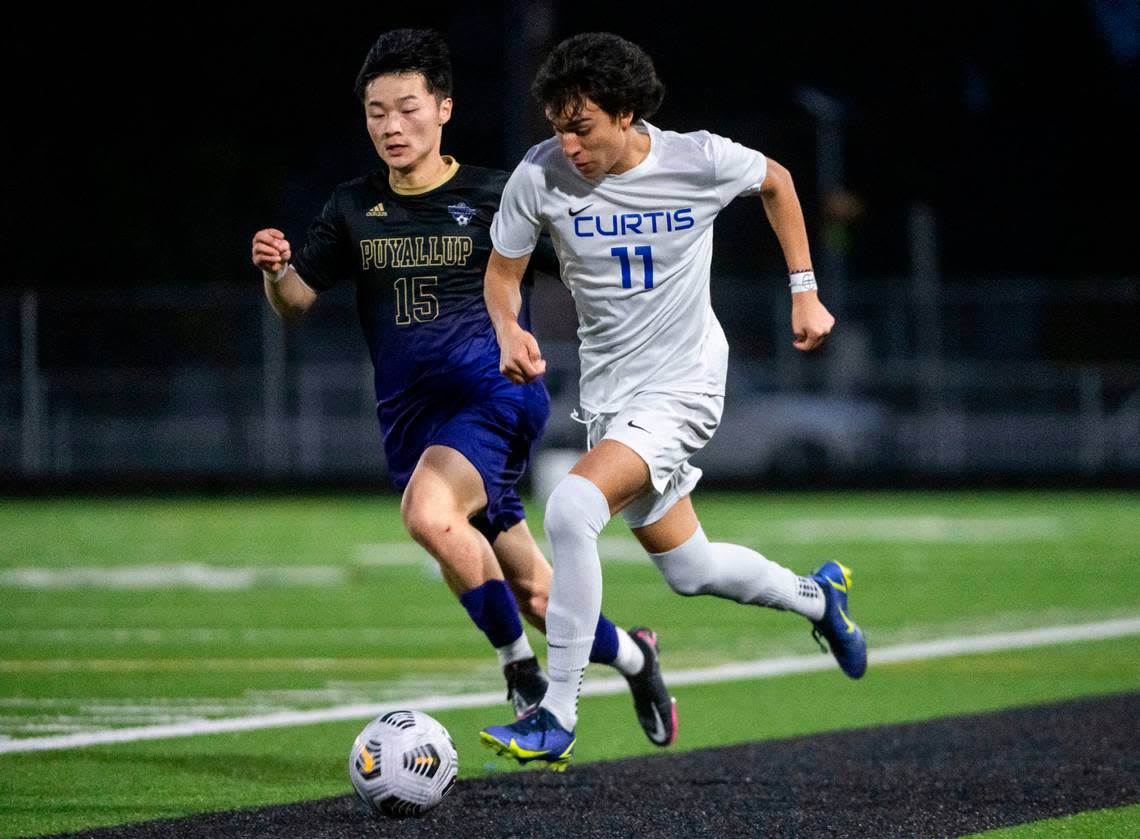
left=3, top=1, right=1139, bottom=489
left=8, top=1, right=1137, bottom=289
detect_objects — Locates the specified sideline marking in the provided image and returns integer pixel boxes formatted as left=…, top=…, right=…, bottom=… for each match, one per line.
left=774, top=516, right=1063, bottom=543
left=0, top=565, right=345, bottom=590
left=355, top=517, right=1064, bottom=566
left=1, top=515, right=1064, bottom=590
left=2, top=617, right=1138, bottom=755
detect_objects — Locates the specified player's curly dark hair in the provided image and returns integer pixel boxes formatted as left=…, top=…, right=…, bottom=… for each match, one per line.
left=354, top=29, right=453, bottom=102
left=532, top=33, right=665, bottom=123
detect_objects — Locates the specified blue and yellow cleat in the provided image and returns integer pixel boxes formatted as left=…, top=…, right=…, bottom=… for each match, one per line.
left=810, top=561, right=868, bottom=679
left=479, top=707, right=576, bottom=772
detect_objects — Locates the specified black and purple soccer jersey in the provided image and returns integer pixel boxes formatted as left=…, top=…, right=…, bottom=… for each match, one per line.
left=291, top=161, right=549, bottom=537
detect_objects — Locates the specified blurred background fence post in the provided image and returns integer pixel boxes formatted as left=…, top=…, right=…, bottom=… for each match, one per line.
left=261, top=303, right=287, bottom=477
left=20, top=290, right=43, bottom=477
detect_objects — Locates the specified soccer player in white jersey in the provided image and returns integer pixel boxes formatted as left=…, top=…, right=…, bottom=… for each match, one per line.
left=479, top=33, right=866, bottom=770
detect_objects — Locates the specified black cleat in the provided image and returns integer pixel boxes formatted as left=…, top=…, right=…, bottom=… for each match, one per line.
left=503, top=656, right=548, bottom=719
left=623, top=627, right=678, bottom=746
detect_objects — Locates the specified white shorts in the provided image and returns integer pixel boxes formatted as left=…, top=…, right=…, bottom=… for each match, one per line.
left=581, top=391, right=724, bottom=529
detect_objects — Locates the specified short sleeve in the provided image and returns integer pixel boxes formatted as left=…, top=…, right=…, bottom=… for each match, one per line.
left=490, top=155, right=543, bottom=258
left=694, top=131, right=768, bottom=207
left=290, top=190, right=355, bottom=292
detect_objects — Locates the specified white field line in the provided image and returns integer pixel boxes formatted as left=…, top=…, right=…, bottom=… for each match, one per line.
left=2, top=616, right=1137, bottom=755
left=0, top=627, right=466, bottom=644
left=0, top=516, right=1064, bottom=589
left=355, top=516, right=1064, bottom=566
left=353, top=539, right=652, bottom=566
left=774, top=516, right=1064, bottom=543
left=0, top=565, right=345, bottom=590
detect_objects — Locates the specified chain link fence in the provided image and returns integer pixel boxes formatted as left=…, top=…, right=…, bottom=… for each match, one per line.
left=2, top=274, right=1137, bottom=486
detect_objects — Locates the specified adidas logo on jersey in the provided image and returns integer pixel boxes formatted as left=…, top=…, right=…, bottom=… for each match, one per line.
left=366, top=203, right=388, bottom=218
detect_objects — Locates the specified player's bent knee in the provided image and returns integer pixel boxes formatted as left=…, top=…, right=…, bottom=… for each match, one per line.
left=401, top=501, right=455, bottom=549
left=653, top=555, right=710, bottom=597
left=665, top=574, right=708, bottom=597
left=543, top=475, right=610, bottom=545
left=541, top=484, right=579, bottom=542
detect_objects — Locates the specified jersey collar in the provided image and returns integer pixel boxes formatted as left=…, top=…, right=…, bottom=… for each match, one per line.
left=390, top=155, right=460, bottom=195
left=601, top=120, right=659, bottom=182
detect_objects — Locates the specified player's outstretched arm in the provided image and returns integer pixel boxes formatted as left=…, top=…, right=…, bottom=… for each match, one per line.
left=758, top=159, right=836, bottom=351
left=251, top=228, right=317, bottom=319
left=484, top=248, right=546, bottom=384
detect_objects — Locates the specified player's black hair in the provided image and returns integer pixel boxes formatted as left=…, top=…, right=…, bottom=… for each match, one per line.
left=354, top=29, right=453, bottom=102
left=532, top=33, right=665, bottom=123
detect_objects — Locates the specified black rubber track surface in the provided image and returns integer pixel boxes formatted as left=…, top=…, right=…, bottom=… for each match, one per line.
left=38, top=692, right=1140, bottom=839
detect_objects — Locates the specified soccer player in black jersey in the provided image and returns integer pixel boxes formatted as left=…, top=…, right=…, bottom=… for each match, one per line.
left=250, top=29, right=675, bottom=744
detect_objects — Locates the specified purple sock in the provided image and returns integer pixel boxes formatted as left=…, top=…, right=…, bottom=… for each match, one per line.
left=590, top=613, right=620, bottom=664
left=459, top=580, right=525, bottom=650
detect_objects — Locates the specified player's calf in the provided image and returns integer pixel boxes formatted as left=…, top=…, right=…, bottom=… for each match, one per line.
left=505, top=581, right=548, bottom=630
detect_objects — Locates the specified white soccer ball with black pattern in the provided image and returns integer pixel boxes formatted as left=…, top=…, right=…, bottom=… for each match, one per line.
left=348, top=710, right=458, bottom=818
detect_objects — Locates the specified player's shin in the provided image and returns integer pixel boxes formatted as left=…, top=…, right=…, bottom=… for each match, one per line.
left=459, top=579, right=534, bottom=664
left=540, top=475, right=611, bottom=730
left=651, top=526, right=825, bottom=620
left=461, top=578, right=547, bottom=717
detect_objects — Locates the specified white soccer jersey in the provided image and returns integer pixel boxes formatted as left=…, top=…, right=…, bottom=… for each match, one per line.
left=491, top=120, right=767, bottom=413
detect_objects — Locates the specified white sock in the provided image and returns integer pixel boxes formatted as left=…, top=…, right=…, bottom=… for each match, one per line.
left=539, top=474, right=611, bottom=731
left=611, top=627, right=646, bottom=676
left=794, top=576, right=826, bottom=621
left=650, top=526, right=826, bottom=622
left=495, top=633, right=535, bottom=668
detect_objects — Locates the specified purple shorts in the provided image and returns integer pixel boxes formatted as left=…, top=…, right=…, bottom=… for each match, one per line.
left=383, top=380, right=549, bottom=542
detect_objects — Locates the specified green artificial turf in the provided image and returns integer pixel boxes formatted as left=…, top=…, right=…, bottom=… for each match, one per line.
left=964, top=803, right=1140, bottom=837
left=1, top=491, right=1138, bottom=837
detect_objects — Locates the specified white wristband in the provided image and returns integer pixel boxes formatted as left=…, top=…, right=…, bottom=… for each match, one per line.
left=267, top=263, right=290, bottom=283
left=789, top=270, right=817, bottom=294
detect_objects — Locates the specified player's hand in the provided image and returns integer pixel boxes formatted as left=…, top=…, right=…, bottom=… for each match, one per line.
left=251, top=228, right=292, bottom=274
left=499, top=324, right=547, bottom=384
left=791, top=291, right=835, bottom=351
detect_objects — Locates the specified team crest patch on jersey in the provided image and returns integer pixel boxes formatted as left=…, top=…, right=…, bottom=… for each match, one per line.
left=447, top=202, right=476, bottom=226
left=366, top=203, right=388, bottom=218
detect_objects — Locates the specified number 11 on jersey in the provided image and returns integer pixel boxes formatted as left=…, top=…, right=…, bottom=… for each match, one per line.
left=611, top=245, right=654, bottom=289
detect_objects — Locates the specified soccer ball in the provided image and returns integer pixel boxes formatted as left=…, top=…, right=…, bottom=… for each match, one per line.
left=348, top=710, right=459, bottom=818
